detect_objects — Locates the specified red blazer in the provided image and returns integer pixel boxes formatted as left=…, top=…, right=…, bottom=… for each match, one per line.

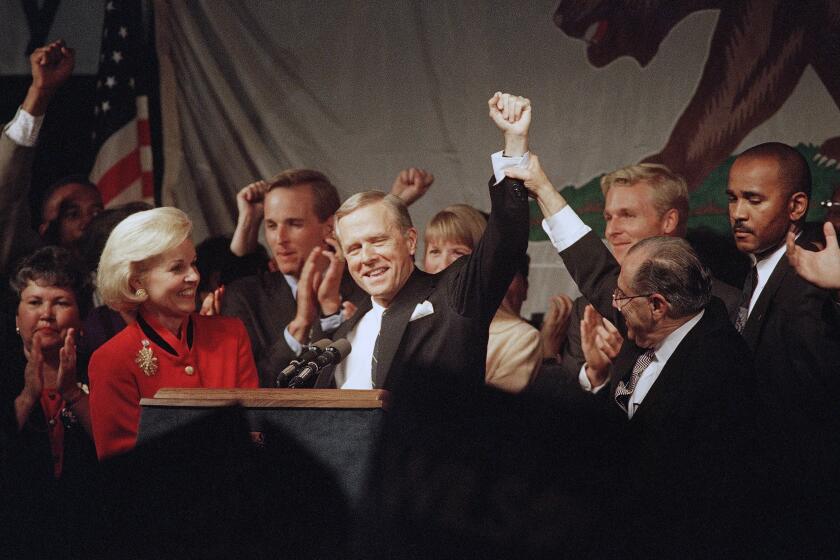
left=88, top=312, right=258, bottom=459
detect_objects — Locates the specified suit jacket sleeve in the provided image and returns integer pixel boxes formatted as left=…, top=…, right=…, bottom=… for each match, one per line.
left=782, top=282, right=840, bottom=421
left=559, top=296, right=588, bottom=375
left=0, top=132, right=40, bottom=274
left=447, top=177, right=530, bottom=323
left=558, top=231, right=619, bottom=322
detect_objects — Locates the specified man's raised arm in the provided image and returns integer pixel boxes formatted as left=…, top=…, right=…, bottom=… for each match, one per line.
left=1, top=40, right=75, bottom=273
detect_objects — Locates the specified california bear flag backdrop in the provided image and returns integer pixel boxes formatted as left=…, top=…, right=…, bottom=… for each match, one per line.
left=154, top=1, right=840, bottom=317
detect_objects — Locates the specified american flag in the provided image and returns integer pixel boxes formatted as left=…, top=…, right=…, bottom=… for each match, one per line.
left=90, top=0, right=154, bottom=206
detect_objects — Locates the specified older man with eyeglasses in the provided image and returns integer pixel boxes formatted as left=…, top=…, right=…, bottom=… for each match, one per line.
left=507, top=155, right=760, bottom=556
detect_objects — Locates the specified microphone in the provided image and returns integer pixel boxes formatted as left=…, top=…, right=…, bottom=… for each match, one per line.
left=288, top=338, right=352, bottom=388
left=275, top=338, right=331, bottom=387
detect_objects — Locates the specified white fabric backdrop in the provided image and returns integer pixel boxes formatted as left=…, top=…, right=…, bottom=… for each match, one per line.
left=153, top=1, right=840, bottom=318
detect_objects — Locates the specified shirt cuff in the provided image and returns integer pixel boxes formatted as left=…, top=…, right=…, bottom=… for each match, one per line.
left=541, top=206, right=592, bottom=253
left=578, top=363, right=607, bottom=394
left=3, top=107, right=44, bottom=147
left=319, top=312, right=342, bottom=333
left=283, top=327, right=304, bottom=356
left=491, top=150, right=530, bottom=185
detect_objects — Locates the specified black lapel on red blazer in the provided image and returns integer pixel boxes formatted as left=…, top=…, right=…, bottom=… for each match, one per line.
left=372, top=267, right=436, bottom=388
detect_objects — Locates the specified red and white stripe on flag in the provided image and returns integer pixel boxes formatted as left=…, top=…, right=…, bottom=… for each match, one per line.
left=90, top=96, right=154, bottom=208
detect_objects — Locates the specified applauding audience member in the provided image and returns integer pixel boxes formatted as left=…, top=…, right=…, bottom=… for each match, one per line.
left=1, top=247, right=96, bottom=488
left=219, top=170, right=352, bottom=387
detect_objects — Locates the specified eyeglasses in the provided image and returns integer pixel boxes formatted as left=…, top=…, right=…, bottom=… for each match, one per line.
left=612, top=287, right=654, bottom=309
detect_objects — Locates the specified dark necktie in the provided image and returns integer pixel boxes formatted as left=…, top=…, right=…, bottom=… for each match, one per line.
left=614, top=349, right=656, bottom=414
left=733, top=265, right=758, bottom=333
left=370, top=309, right=387, bottom=388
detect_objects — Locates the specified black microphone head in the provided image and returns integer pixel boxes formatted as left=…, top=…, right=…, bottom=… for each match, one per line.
left=311, top=338, right=332, bottom=351
left=328, top=338, right=352, bottom=361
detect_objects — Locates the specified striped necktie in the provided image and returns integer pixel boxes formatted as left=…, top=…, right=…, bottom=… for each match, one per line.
left=733, top=265, right=757, bottom=333
left=614, top=349, right=656, bottom=413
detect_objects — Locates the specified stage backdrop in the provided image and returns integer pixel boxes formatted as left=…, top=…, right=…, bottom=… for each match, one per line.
left=154, top=0, right=840, bottom=318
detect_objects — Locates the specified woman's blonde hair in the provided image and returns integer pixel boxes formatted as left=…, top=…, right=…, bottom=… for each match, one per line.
left=424, top=204, right=487, bottom=249
left=97, top=207, right=192, bottom=312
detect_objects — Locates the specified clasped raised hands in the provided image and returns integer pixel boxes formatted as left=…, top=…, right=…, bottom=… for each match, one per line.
left=488, top=91, right=532, bottom=138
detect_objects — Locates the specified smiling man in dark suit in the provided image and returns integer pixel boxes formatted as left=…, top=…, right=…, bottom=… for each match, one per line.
left=313, top=92, right=531, bottom=390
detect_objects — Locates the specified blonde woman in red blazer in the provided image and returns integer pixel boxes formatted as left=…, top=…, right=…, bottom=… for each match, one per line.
left=89, top=207, right=258, bottom=459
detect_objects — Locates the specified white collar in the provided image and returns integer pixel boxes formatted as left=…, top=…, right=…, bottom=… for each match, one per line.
left=749, top=240, right=788, bottom=277
left=368, top=298, right=386, bottom=316
left=651, top=310, right=704, bottom=363
left=283, top=274, right=298, bottom=298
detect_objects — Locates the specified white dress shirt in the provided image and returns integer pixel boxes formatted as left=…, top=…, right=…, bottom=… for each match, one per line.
left=747, top=242, right=788, bottom=315
left=3, top=107, right=44, bottom=147
left=617, top=311, right=703, bottom=419
left=490, top=150, right=530, bottom=184
left=333, top=299, right=385, bottom=389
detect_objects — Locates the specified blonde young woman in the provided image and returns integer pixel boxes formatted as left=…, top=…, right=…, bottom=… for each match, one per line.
left=424, top=204, right=541, bottom=392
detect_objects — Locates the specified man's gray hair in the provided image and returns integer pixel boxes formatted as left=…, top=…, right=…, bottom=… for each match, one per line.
left=627, top=236, right=711, bottom=317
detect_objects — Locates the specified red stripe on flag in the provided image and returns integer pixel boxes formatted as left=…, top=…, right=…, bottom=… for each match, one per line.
left=98, top=149, right=142, bottom=204
left=141, top=170, right=154, bottom=198
left=138, top=118, right=151, bottom=145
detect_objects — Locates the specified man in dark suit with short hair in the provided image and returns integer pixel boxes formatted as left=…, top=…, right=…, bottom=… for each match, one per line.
left=725, top=142, right=840, bottom=555
left=313, top=92, right=531, bottom=390
left=507, top=153, right=758, bottom=556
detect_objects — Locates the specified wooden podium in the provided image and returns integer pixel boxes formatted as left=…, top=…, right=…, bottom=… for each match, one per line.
left=138, top=388, right=388, bottom=505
